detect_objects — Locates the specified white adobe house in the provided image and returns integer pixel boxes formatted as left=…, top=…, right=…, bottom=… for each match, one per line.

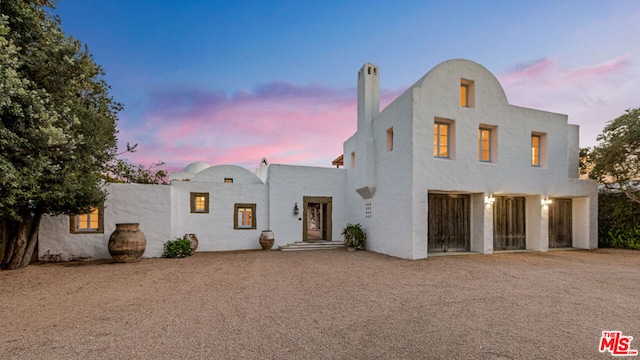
left=37, top=59, right=598, bottom=261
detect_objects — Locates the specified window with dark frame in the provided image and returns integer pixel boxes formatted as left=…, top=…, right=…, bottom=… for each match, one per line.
left=70, top=207, right=104, bottom=234
left=190, top=192, right=209, bottom=213
left=234, top=203, right=256, bottom=230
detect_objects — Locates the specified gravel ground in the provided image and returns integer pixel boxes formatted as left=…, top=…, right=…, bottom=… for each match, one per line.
left=1, top=248, right=639, bottom=359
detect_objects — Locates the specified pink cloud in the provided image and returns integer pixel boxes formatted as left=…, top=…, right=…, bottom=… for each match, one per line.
left=498, top=54, right=635, bottom=147
left=118, top=82, right=365, bottom=171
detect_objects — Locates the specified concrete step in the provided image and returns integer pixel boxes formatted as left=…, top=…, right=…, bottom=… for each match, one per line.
left=279, top=241, right=345, bottom=251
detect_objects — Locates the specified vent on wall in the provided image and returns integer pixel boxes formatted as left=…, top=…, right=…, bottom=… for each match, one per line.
left=365, top=203, right=372, bottom=219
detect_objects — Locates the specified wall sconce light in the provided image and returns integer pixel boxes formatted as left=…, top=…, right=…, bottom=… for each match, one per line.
left=541, top=197, right=553, bottom=206
left=484, top=193, right=495, bottom=206
left=293, top=202, right=299, bottom=215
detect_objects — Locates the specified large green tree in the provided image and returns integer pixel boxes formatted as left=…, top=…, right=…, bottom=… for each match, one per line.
left=0, top=0, right=121, bottom=269
left=590, top=108, right=640, bottom=205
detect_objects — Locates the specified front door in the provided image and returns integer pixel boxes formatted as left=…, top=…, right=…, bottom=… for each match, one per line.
left=303, top=196, right=332, bottom=242
left=493, top=196, right=526, bottom=250
left=428, top=194, right=470, bottom=252
left=549, top=198, right=572, bottom=248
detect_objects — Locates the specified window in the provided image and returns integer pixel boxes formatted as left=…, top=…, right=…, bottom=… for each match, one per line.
left=70, top=207, right=104, bottom=234
left=531, top=135, right=541, bottom=166
left=386, top=127, right=394, bottom=151
left=433, top=122, right=450, bottom=158
left=351, top=152, right=355, bottom=169
left=478, top=128, right=491, bottom=162
left=224, top=178, right=233, bottom=184
left=234, top=203, right=256, bottom=230
left=190, top=192, right=209, bottom=213
left=460, top=79, right=475, bottom=107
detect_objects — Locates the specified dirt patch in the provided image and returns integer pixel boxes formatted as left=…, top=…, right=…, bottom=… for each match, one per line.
left=1, top=249, right=638, bottom=359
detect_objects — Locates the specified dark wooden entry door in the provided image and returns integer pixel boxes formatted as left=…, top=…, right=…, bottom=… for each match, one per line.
left=428, top=194, right=470, bottom=252
left=549, top=198, right=572, bottom=248
left=303, top=196, right=332, bottom=242
left=493, top=196, right=526, bottom=250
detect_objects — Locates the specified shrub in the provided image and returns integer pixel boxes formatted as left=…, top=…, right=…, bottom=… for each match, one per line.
left=341, top=223, right=366, bottom=249
left=163, top=237, right=192, bottom=258
left=599, top=191, right=640, bottom=250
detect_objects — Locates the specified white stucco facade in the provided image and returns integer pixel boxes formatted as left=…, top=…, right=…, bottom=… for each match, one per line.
left=38, top=59, right=597, bottom=261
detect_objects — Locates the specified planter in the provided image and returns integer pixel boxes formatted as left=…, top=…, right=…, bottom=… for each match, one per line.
left=259, top=230, right=275, bottom=250
left=347, top=247, right=357, bottom=252
left=108, top=223, right=146, bottom=263
left=184, top=233, right=199, bottom=255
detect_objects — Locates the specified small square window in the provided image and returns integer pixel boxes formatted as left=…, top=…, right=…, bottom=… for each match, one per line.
left=460, top=79, right=475, bottom=108
left=190, top=192, right=209, bottom=213
left=234, top=203, right=256, bottom=230
left=224, top=178, right=233, bottom=184
left=70, top=207, right=104, bottom=234
left=386, top=127, right=394, bottom=151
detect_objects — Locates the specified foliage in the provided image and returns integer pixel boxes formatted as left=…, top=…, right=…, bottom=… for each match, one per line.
left=578, top=147, right=594, bottom=179
left=598, top=191, right=640, bottom=250
left=162, top=237, right=192, bottom=259
left=341, top=223, right=366, bottom=249
left=104, top=158, right=168, bottom=185
left=0, top=1, right=121, bottom=269
left=590, top=108, right=640, bottom=205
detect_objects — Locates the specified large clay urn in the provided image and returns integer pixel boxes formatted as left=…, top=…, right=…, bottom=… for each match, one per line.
left=108, top=223, right=146, bottom=263
left=259, top=230, right=274, bottom=250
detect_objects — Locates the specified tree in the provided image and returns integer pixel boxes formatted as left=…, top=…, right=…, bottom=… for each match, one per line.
left=0, top=1, right=121, bottom=269
left=590, top=108, right=640, bottom=205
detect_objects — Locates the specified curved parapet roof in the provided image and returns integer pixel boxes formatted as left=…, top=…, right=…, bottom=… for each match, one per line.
left=412, top=59, right=509, bottom=105
left=183, top=161, right=211, bottom=174
left=191, top=164, right=264, bottom=184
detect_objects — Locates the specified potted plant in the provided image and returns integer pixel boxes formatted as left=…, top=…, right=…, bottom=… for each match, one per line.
left=341, top=223, right=366, bottom=251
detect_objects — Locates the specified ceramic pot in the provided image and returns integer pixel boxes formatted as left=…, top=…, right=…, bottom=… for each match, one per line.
left=259, top=230, right=275, bottom=250
left=108, top=223, right=146, bottom=263
left=184, top=233, right=199, bottom=255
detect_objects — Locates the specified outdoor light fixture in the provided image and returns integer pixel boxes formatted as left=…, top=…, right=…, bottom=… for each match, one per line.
left=293, top=202, right=299, bottom=215
left=484, top=193, right=495, bottom=206
left=541, top=197, right=553, bottom=206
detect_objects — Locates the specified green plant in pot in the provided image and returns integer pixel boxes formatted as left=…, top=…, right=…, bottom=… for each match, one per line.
left=341, top=223, right=366, bottom=250
left=163, top=237, right=192, bottom=259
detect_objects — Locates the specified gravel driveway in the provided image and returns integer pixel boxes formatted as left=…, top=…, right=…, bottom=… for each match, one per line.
left=1, top=249, right=638, bottom=359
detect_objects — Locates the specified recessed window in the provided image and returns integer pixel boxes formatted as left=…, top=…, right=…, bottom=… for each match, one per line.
left=478, top=128, right=491, bottom=162
left=224, top=178, right=233, bottom=184
left=234, top=203, right=256, bottom=230
left=351, top=152, right=356, bottom=169
left=531, top=132, right=547, bottom=167
left=386, top=127, right=394, bottom=151
left=531, top=135, right=540, bottom=166
left=70, top=207, right=104, bottom=234
left=460, top=79, right=475, bottom=108
left=434, top=122, right=450, bottom=158
left=190, top=192, right=209, bottom=213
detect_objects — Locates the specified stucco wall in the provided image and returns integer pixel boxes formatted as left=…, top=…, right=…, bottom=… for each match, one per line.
left=39, top=183, right=172, bottom=261
left=267, top=164, right=346, bottom=247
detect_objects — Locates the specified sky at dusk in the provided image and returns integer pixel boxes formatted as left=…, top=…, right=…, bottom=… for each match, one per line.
left=53, top=0, right=640, bottom=172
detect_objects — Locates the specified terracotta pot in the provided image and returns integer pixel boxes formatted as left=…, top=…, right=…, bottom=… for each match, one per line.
left=184, top=233, right=199, bottom=255
left=108, top=223, right=146, bottom=263
left=259, top=230, right=274, bottom=250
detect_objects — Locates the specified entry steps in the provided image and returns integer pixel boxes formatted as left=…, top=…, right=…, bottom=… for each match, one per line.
left=279, top=241, right=345, bottom=251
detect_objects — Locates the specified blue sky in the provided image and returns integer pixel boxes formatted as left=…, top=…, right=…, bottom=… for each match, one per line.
left=54, top=0, right=640, bottom=171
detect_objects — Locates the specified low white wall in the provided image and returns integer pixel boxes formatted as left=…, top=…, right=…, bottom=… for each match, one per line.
left=38, top=183, right=172, bottom=261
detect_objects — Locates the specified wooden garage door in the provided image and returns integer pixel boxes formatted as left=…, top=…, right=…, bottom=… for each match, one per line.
left=493, top=196, right=526, bottom=250
left=428, top=194, right=470, bottom=252
left=549, top=198, right=572, bottom=248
